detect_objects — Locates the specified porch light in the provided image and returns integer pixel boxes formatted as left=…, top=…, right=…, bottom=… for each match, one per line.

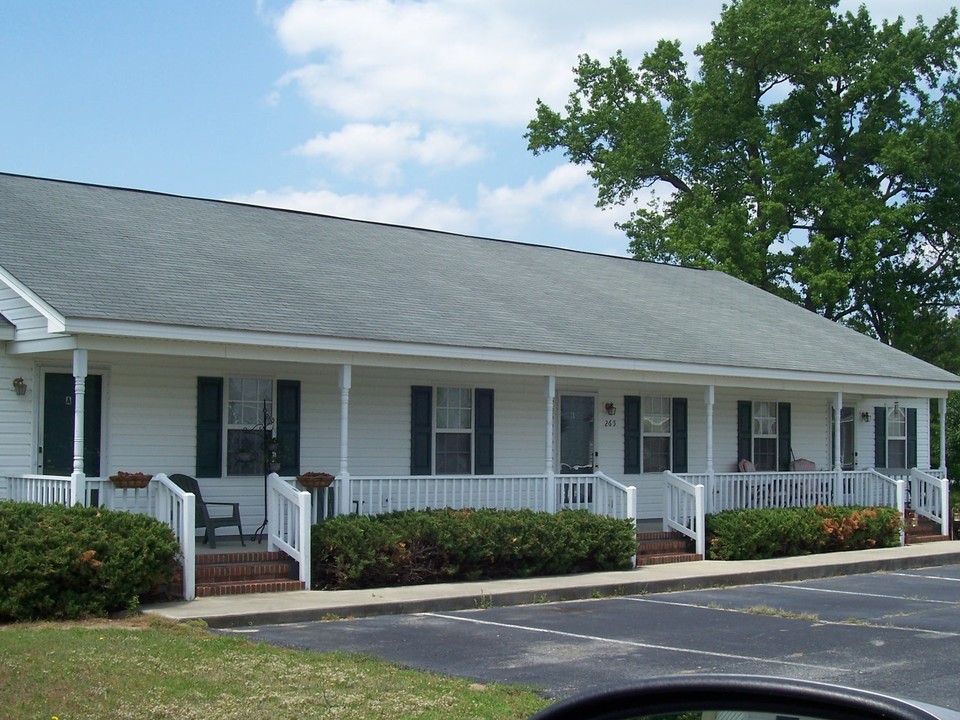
left=860, top=410, right=870, bottom=422
left=604, top=402, right=617, bottom=416
left=12, top=377, right=26, bottom=396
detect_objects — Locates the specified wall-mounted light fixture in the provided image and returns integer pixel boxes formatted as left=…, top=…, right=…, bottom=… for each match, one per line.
left=860, top=410, right=871, bottom=423
left=12, top=377, right=26, bottom=396
left=604, top=402, right=617, bottom=416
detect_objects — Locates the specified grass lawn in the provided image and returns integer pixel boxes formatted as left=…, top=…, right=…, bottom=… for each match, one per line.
left=0, top=615, right=549, bottom=720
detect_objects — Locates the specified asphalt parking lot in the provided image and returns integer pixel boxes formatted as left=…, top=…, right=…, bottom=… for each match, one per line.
left=219, top=563, right=960, bottom=709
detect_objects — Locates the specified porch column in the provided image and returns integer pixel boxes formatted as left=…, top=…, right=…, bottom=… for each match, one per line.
left=940, top=397, right=947, bottom=472
left=71, top=349, right=88, bottom=506
left=337, top=364, right=352, bottom=516
left=705, top=385, right=715, bottom=513
left=545, top=375, right=556, bottom=514
left=833, top=391, right=843, bottom=505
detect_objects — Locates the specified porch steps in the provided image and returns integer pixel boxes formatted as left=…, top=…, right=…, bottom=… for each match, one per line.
left=636, top=530, right=702, bottom=566
left=194, top=550, right=304, bottom=597
left=904, top=515, right=952, bottom=545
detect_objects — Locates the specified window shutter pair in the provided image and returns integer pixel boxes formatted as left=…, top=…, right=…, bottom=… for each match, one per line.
left=195, top=378, right=301, bottom=477
left=410, top=386, right=494, bottom=475
left=623, top=396, right=687, bottom=474
left=737, top=400, right=791, bottom=470
left=874, top=405, right=917, bottom=468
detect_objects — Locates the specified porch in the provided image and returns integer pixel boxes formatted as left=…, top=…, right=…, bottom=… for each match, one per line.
left=3, top=465, right=950, bottom=600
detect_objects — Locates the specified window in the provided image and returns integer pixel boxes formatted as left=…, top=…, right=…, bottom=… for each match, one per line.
left=196, top=376, right=300, bottom=478
left=410, top=386, right=494, bottom=475
left=886, top=405, right=907, bottom=468
left=624, top=396, right=687, bottom=474
left=226, top=377, right=273, bottom=476
left=752, top=401, right=778, bottom=471
left=435, top=387, right=473, bottom=474
left=642, top=396, right=672, bottom=472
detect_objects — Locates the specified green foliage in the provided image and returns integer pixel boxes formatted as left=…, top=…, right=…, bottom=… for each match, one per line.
left=0, top=501, right=181, bottom=621
left=527, top=0, right=960, bottom=347
left=311, top=508, right=636, bottom=590
left=706, top=506, right=902, bottom=560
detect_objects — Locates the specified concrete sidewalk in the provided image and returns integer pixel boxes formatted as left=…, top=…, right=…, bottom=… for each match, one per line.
left=143, top=541, right=960, bottom=628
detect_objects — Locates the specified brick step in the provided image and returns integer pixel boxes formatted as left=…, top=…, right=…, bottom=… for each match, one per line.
left=195, top=579, right=306, bottom=597
left=904, top=515, right=949, bottom=545
left=636, top=529, right=702, bottom=566
left=636, top=553, right=703, bottom=567
left=194, top=550, right=303, bottom=597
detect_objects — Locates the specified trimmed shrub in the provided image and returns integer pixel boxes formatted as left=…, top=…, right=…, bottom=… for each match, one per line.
left=706, top=505, right=902, bottom=560
left=311, top=508, right=636, bottom=590
left=0, top=501, right=181, bottom=621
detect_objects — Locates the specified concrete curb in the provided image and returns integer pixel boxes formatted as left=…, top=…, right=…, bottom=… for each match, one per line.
left=143, top=542, right=960, bottom=629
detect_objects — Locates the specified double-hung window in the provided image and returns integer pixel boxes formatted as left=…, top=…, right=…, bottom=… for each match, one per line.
left=226, top=377, right=273, bottom=476
left=641, top=396, right=672, bottom=472
left=752, top=401, right=778, bottom=471
left=886, top=405, right=907, bottom=468
left=435, top=387, right=473, bottom=474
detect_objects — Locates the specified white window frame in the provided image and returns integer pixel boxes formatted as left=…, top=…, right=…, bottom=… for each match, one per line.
left=434, top=386, right=474, bottom=475
left=225, top=376, right=274, bottom=476
left=641, top=396, right=672, bottom=472
left=887, top=404, right=907, bottom=468
left=752, top=401, right=779, bottom=471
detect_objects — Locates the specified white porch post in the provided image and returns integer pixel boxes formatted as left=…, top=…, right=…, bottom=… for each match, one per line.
left=545, top=375, right=556, bottom=514
left=705, top=385, right=715, bottom=513
left=337, top=364, right=351, bottom=516
left=940, top=397, right=947, bottom=472
left=71, top=349, right=88, bottom=506
left=833, top=391, right=843, bottom=505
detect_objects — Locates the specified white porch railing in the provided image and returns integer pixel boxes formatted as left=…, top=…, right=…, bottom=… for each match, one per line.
left=149, top=473, right=196, bottom=601
left=267, top=473, right=311, bottom=589
left=345, top=472, right=636, bottom=522
left=6, top=474, right=75, bottom=505
left=664, top=472, right=705, bottom=556
left=908, top=468, right=950, bottom=536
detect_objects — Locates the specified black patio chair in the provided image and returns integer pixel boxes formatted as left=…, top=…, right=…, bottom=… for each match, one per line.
left=169, top=473, right=245, bottom=549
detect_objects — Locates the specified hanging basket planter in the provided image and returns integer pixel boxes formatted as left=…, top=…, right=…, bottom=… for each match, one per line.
left=110, top=471, right=153, bottom=489
left=296, top=472, right=335, bottom=488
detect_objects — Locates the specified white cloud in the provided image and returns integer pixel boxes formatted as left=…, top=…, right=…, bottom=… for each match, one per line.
left=293, top=122, right=484, bottom=186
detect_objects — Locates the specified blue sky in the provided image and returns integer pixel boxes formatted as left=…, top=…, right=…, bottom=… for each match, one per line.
left=1, top=1, right=953, bottom=256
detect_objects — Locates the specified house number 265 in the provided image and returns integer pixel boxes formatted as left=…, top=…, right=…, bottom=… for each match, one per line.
left=604, top=419, right=617, bottom=428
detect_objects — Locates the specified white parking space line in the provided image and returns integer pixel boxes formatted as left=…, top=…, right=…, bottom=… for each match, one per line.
left=421, top=612, right=850, bottom=672
left=887, top=572, right=960, bottom=583
left=768, top=584, right=960, bottom=605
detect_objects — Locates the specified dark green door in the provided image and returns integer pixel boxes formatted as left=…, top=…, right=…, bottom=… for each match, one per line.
left=42, top=373, right=102, bottom=477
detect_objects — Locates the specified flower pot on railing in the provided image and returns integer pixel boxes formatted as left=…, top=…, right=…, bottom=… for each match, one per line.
left=109, top=471, right=153, bottom=489
left=296, top=472, right=335, bottom=489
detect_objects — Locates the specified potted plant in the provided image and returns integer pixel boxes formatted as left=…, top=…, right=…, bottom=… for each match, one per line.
left=296, top=471, right=335, bottom=488
left=109, top=470, right=153, bottom=489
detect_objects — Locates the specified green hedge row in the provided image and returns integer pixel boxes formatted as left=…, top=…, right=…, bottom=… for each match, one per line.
left=706, top=505, right=902, bottom=560
left=0, top=501, right=181, bottom=621
left=311, top=508, right=637, bottom=590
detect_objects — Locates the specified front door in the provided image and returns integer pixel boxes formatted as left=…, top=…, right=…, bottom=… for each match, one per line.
left=42, top=373, right=102, bottom=477
left=831, top=406, right=855, bottom=470
left=559, top=394, right=596, bottom=474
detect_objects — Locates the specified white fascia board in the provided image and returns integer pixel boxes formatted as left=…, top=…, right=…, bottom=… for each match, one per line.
left=60, top=318, right=960, bottom=396
left=0, top=265, right=67, bottom=333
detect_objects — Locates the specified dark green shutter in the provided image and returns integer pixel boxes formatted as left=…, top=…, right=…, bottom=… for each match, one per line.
left=777, top=402, right=791, bottom=471
left=907, top=408, right=918, bottom=469
left=196, top=377, right=223, bottom=478
left=276, top=380, right=301, bottom=476
left=474, top=389, right=494, bottom=475
left=672, top=397, right=688, bottom=473
left=624, top=396, right=641, bottom=474
left=737, top=401, right=752, bottom=463
left=411, top=386, right=432, bottom=475
left=874, top=406, right=886, bottom=467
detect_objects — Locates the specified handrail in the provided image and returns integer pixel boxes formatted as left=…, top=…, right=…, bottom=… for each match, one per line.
left=910, top=468, right=950, bottom=536
left=663, top=471, right=705, bottom=556
left=267, top=473, right=311, bottom=589
left=150, top=473, right=196, bottom=601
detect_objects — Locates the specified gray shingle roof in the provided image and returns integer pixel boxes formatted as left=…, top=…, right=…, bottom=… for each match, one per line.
left=0, top=172, right=956, bottom=385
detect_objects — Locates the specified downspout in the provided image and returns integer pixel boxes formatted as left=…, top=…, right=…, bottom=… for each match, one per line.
left=337, top=364, right=351, bottom=516
left=545, top=375, right=556, bottom=514
left=833, top=391, right=843, bottom=506
left=71, top=349, right=88, bottom=506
